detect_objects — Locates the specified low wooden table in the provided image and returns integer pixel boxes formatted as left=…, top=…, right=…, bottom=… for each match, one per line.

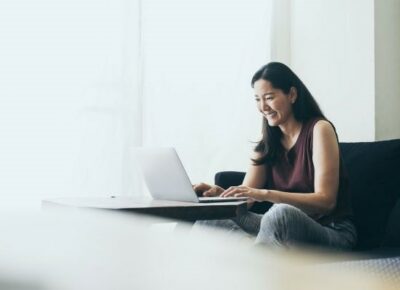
left=42, top=196, right=248, bottom=222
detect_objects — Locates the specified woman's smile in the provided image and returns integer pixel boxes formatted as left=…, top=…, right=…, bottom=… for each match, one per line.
left=264, top=111, right=278, bottom=121
left=265, top=111, right=277, bottom=117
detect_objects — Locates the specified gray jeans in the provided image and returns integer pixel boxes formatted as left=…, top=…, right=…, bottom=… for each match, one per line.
left=193, top=203, right=357, bottom=250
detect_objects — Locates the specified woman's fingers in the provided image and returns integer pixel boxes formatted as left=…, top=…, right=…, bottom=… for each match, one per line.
left=221, top=186, right=246, bottom=197
left=203, top=190, right=213, bottom=197
left=194, top=184, right=249, bottom=198
left=221, top=186, right=235, bottom=197
left=193, top=183, right=256, bottom=198
left=203, top=186, right=222, bottom=197
left=192, top=183, right=211, bottom=195
left=193, top=183, right=226, bottom=197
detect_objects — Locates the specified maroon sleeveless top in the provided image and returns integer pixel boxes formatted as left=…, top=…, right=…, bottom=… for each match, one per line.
left=266, top=117, right=353, bottom=225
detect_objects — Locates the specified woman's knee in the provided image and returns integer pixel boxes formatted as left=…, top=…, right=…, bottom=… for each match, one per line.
left=257, top=204, right=303, bottom=245
left=261, top=204, right=301, bottom=228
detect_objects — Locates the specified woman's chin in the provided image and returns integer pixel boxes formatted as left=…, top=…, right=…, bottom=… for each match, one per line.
left=265, top=118, right=279, bottom=126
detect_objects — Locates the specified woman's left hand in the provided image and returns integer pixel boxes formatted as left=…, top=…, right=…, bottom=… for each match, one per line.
left=220, top=186, right=269, bottom=202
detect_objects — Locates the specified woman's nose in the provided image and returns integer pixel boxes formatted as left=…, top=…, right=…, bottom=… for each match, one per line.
left=260, top=99, right=270, bottom=111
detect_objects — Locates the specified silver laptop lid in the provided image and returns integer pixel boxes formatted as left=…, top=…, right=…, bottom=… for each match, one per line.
left=133, top=147, right=199, bottom=203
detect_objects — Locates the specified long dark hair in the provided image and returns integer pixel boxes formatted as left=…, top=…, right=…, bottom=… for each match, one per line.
left=251, top=62, right=327, bottom=165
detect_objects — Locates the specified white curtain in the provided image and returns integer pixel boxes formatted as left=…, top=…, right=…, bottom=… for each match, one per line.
left=0, top=0, right=273, bottom=207
left=0, top=0, right=142, bottom=207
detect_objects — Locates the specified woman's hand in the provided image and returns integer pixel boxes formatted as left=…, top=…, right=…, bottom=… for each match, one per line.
left=192, top=183, right=225, bottom=197
left=220, top=185, right=269, bottom=202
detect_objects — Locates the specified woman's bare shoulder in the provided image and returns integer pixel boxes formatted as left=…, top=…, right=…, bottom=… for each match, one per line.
left=313, top=120, right=336, bottom=137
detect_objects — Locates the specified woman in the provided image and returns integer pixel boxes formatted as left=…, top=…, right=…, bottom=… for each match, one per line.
left=193, top=62, right=357, bottom=249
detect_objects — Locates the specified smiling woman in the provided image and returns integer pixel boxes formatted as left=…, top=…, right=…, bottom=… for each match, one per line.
left=193, top=62, right=357, bottom=250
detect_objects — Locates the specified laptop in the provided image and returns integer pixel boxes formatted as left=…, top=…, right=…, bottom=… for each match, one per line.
left=133, top=147, right=247, bottom=203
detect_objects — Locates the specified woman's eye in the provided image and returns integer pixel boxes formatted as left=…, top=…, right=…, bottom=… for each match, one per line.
left=255, top=99, right=260, bottom=102
left=266, top=97, right=273, bottom=100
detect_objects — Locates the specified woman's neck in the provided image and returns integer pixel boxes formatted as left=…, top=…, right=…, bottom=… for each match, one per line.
left=279, top=118, right=303, bottom=141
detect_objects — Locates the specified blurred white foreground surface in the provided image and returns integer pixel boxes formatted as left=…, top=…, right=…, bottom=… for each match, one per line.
left=0, top=208, right=396, bottom=290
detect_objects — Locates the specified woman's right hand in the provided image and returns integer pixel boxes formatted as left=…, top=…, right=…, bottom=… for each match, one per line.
left=192, top=182, right=225, bottom=197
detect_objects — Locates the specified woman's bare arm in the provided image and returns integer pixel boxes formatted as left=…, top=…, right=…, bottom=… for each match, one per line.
left=241, top=151, right=267, bottom=207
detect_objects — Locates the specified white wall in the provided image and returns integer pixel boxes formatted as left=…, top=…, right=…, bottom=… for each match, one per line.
left=271, top=0, right=291, bottom=63
left=289, top=0, right=375, bottom=142
left=375, top=0, right=400, bottom=140
left=141, top=0, right=273, bottom=184
left=288, top=0, right=400, bottom=142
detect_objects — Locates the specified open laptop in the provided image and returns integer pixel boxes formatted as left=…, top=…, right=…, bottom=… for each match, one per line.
left=134, top=147, right=247, bottom=203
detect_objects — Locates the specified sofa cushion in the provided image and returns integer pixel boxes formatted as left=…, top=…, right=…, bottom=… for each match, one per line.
left=340, top=139, right=400, bottom=250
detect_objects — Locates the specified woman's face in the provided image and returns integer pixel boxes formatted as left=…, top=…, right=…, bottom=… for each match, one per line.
left=253, top=79, right=296, bottom=127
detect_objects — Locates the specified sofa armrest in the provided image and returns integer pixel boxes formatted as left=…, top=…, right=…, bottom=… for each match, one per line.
left=214, top=171, right=246, bottom=189
left=382, top=198, right=400, bottom=248
left=340, top=139, right=400, bottom=250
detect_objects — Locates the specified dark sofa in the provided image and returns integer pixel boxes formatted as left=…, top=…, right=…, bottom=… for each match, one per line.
left=215, top=139, right=400, bottom=257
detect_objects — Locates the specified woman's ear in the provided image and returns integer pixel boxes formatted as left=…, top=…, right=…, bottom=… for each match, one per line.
left=289, top=87, right=297, bottom=104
